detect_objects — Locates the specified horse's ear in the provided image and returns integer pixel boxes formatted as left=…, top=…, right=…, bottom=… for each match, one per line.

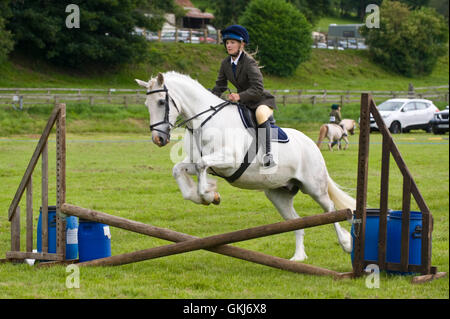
left=135, top=79, right=149, bottom=88
left=157, top=73, right=164, bottom=86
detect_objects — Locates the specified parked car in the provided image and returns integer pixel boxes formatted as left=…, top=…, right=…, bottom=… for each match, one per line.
left=146, top=31, right=159, bottom=41
left=177, top=30, right=197, bottom=43
left=199, top=36, right=217, bottom=44
left=160, top=31, right=176, bottom=42
left=429, top=106, right=449, bottom=134
left=369, top=98, right=439, bottom=133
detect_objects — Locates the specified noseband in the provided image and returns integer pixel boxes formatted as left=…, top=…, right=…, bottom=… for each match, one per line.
left=146, top=85, right=179, bottom=137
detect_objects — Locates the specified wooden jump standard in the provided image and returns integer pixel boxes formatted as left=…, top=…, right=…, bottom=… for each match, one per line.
left=61, top=204, right=352, bottom=277
left=352, top=94, right=446, bottom=284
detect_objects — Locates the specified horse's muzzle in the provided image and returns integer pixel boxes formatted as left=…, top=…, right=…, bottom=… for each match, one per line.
left=153, top=134, right=170, bottom=147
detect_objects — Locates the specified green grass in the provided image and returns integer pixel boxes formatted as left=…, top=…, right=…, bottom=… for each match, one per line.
left=0, top=123, right=448, bottom=298
left=1, top=42, right=448, bottom=92
left=314, top=15, right=362, bottom=33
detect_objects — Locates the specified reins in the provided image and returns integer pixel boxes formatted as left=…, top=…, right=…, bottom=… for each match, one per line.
left=146, top=85, right=234, bottom=135
left=177, top=101, right=233, bottom=132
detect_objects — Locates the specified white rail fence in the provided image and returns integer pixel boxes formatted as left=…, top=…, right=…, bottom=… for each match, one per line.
left=1, top=85, right=448, bottom=108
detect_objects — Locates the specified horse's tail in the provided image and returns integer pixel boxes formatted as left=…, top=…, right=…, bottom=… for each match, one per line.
left=316, top=124, right=328, bottom=149
left=327, top=175, right=356, bottom=211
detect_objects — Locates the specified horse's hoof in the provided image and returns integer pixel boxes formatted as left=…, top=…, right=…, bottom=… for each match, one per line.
left=290, top=253, right=308, bottom=262
left=212, top=192, right=221, bottom=205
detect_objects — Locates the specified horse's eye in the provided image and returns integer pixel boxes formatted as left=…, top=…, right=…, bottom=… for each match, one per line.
left=157, top=99, right=165, bottom=106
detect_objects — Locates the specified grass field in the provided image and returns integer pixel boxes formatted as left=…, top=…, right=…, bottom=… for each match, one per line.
left=0, top=111, right=448, bottom=299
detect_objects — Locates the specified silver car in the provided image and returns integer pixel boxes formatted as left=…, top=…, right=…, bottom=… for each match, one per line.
left=370, top=98, right=439, bottom=133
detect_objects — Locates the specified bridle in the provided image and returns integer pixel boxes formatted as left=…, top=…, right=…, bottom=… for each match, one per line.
left=146, top=84, right=233, bottom=137
left=146, top=85, right=180, bottom=137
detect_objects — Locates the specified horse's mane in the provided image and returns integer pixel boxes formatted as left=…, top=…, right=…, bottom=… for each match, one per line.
left=157, top=71, right=224, bottom=104
left=163, top=71, right=209, bottom=92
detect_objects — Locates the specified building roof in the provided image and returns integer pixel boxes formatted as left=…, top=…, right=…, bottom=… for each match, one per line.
left=175, top=0, right=214, bottom=19
left=185, top=8, right=214, bottom=19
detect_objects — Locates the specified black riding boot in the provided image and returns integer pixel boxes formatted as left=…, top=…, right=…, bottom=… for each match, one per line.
left=258, top=120, right=276, bottom=168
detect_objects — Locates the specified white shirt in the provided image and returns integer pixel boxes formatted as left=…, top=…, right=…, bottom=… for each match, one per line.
left=230, top=50, right=243, bottom=66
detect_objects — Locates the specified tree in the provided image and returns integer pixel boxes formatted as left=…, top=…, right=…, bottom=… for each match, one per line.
left=212, top=0, right=330, bottom=30
left=0, top=0, right=13, bottom=62
left=360, top=0, right=448, bottom=77
left=286, top=0, right=333, bottom=25
left=399, top=0, right=430, bottom=9
left=212, top=0, right=249, bottom=29
left=6, top=0, right=171, bottom=68
left=429, top=0, right=449, bottom=21
left=239, top=0, right=312, bottom=77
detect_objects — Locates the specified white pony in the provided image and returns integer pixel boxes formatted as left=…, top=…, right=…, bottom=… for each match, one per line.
left=136, top=72, right=355, bottom=261
left=316, top=119, right=356, bottom=151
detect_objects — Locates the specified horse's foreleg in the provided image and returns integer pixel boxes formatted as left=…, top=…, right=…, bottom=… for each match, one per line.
left=195, top=153, right=227, bottom=205
left=196, top=164, right=220, bottom=205
left=173, top=162, right=205, bottom=205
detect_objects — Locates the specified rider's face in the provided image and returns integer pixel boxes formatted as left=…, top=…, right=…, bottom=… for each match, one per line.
left=226, top=39, right=242, bottom=56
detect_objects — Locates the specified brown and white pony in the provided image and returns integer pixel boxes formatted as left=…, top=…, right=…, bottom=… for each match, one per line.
left=316, top=119, right=356, bottom=151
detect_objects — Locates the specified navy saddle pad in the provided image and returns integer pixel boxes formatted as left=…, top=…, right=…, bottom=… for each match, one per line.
left=237, top=104, right=289, bottom=143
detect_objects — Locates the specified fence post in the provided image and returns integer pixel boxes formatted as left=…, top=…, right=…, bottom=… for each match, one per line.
left=408, top=83, right=415, bottom=98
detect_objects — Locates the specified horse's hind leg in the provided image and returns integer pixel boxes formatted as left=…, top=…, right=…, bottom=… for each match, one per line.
left=343, top=136, right=349, bottom=150
left=308, top=191, right=352, bottom=253
left=264, top=188, right=307, bottom=261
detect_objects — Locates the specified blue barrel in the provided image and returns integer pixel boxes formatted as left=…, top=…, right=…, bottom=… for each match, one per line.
left=37, top=206, right=78, bottom=260
left=386, top=211, right=425, bottom=267
left=351, top=209, right=391, bottom=262
left=78, top=220, right=111, bottom=262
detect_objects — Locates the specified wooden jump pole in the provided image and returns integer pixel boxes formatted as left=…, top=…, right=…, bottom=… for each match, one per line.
left=61, top=204, right=352, bottom=277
